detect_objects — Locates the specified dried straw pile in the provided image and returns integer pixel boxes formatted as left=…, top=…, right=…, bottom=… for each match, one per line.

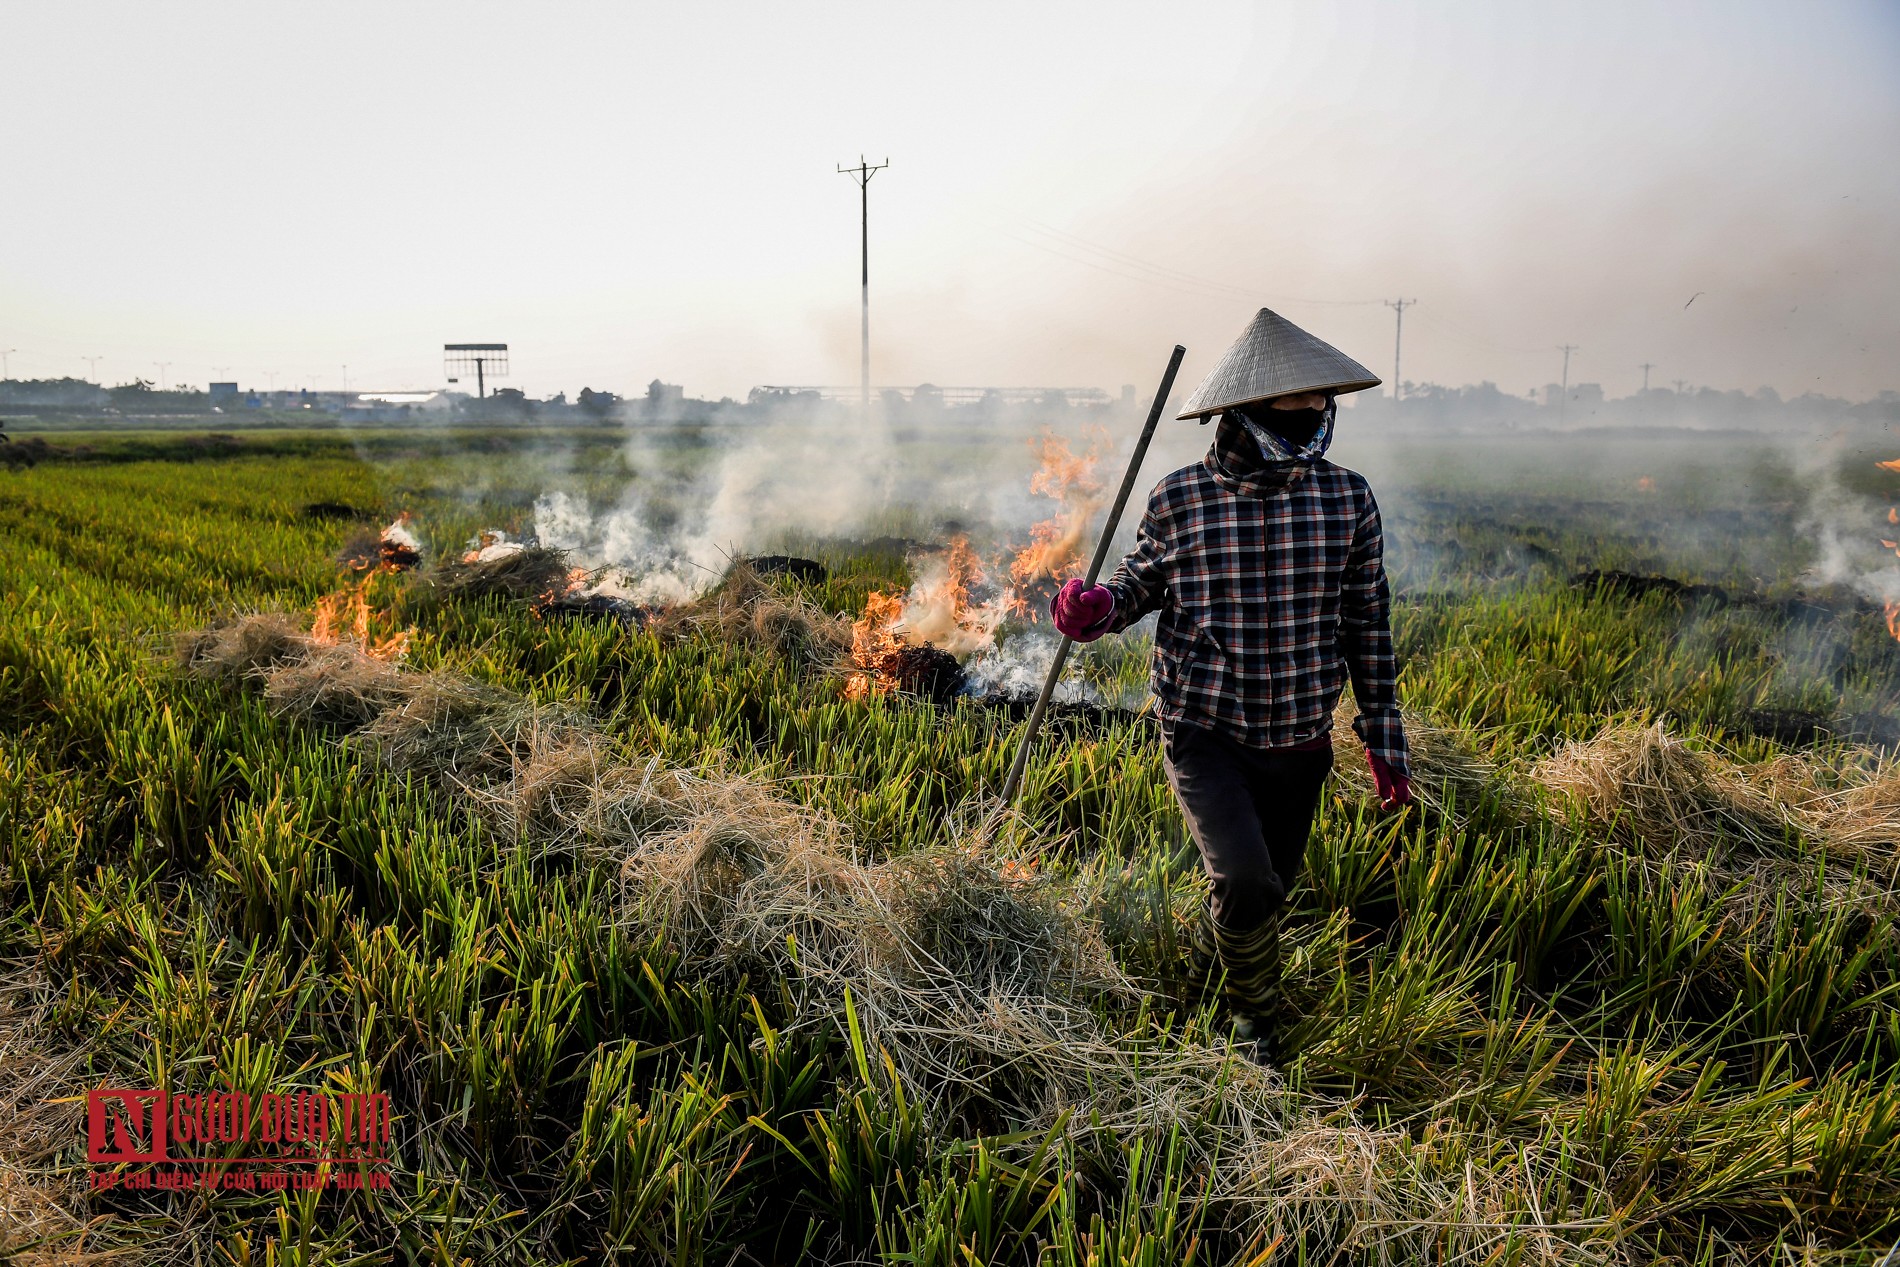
left=1537, top=723, right=1900, bottom=856
left=432, top=545, right=575, bottom=602
left=651, top=562, right=853, bottom=674
left=0, top=972, right=122, bottom=1265
left=176, top=611, right=1613, bottom=1261
left=1534, top=722, right=1900, bottom=910
left=178, top=614, right=565, bottom=771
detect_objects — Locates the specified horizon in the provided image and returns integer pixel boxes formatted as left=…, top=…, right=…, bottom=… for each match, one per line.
left=4, top=2, right=1897, bottom=402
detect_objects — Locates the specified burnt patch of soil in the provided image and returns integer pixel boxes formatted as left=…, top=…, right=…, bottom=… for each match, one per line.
left=538, top=593, right=657, bottom=629
left=1570, top=569, right=1872, bottom=623
left=884, top=645, right=967, bottom=706
left=300, top=500, right=370, bottom=522
left=746, top=555, right=829, bottom=584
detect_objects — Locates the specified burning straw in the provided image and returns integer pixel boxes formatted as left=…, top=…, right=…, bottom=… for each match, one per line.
left=174, top=610, right=1618, bottom=1260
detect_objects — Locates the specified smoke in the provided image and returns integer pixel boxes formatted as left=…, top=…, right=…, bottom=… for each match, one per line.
left=1794, top=447, right=1900, bottom=611
left=512, top=393, right=1146, bottom=603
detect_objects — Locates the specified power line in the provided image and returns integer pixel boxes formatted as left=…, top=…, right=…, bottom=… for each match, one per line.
left=1385, top=299, right=1416, bottom=400
left=837, top=156, right=888, bottom=410
left=1557, top=345, right=1579, bottom=426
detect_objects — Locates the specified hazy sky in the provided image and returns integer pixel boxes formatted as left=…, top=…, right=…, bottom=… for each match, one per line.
left=4, top=1, right=1896, bottom=400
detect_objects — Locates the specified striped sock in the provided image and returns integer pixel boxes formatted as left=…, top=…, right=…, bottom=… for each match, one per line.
left=1185, top=908, right=1220, bottom=1000
left=1212, top=910, right=1283, bottom=1018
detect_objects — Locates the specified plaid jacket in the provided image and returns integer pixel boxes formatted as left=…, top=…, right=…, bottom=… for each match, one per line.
left=1104, top=417, right=1409, bottom=775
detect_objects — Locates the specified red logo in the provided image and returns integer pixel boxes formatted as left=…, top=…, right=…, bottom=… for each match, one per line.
left=85, top=1084, right=391, bottom=1194
left=88, top=1089, right=168, bottom=1163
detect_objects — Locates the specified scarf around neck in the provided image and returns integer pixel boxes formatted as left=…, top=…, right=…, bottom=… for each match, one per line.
left=1208, top=403, right=1336, bottom=498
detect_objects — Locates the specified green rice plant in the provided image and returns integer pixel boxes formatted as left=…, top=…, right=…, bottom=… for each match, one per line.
left=4, top=440, right=1899, bottom=1261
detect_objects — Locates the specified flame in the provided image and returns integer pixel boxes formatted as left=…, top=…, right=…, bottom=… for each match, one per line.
left=845, top=431, right=1116, bottom=697
left=462, top=529, right=520, bottom=564
left=529, top=567, right=593, bottom=617
left=311, top=579, right=410, bottom=660
left=1003, top=430, right=1109, bottom=623
left=1636, top=476, right=1656, bottom=493
left=1008, top=432, right=1105, bottom=593
left=845, top=538, right=1005, bottom=697
left=846, top=591, right=909, bottom=698
left=377, top=514, right=422, bottom=571
left=1881, top=459, right=1900, bottom=644
left=902, top=537, right=1005, bottom=656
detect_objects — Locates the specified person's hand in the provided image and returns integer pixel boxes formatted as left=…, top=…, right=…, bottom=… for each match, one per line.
left=1367, top=752, right=1413, bottom=811
left=1051, top=579, right=1115, bottom=641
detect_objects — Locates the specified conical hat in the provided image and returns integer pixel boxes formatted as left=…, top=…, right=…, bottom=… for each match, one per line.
left=1176, top=308, right=1381, bottom=419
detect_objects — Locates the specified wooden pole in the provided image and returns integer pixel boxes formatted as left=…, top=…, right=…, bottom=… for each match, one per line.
left=998, top=344, right=1186, bottom=806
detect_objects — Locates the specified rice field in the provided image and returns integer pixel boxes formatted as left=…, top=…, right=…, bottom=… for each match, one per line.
left=3, top=428, right=1899, bottom=1264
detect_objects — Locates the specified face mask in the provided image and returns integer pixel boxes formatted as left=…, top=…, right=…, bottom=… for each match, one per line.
left=1234, top=399, right=1335, bottom=466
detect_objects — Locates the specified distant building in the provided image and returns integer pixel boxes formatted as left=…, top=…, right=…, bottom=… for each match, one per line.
left=208, top=382, right=239, bottom=406
left=646, top=380, right=686, bottom=419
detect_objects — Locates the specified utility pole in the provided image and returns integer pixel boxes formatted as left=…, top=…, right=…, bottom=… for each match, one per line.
left=81, top=356, right=103, bottom=382
left=0, top=349, right=16, bottom=379
left=342, top=365, right=349, bottom=394
left=837, top=155, right=888, bottom=410
left=1638, top=362, right=1655, bottom=393
left=1672, top=378, right=1687, bottom=396
left=265, top=370, right=278, bottom=393
left=1385, top=299, right=1415, bottom=401
left=1556, top=345, right=1578, bottom=426
left=153, top=362, right=172, bottom=390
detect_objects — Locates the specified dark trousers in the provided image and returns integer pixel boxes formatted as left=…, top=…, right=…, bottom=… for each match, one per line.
left=1164, top=722, right=1333, bottom=932
left=1164, top=721, right=1333, bottom=1015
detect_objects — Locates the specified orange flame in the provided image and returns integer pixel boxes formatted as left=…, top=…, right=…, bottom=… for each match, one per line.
left=1636, top=476, right=1656, bottom=493
left=903, top=537, right=1003, bottom=656
left=376, top=513, right=422, bottom=571
left=462, top=530, right=511, bottom=564
left=1005, top=430, right=1109, bottom=622
left=529, top=567, right=593, bottom=618
left=1881, top=459, right=1900, bottom=644
left=1009, top=432, right=1105, bottom=589
left=845, top=537, right=1003, bottom=698
left=846, top=591, right=908, bottom=699
left=311, top=580, right=411, bottom=660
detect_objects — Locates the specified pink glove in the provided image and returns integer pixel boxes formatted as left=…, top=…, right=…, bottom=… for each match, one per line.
left=1050, top=579, right=1115, bottom=641
left=1367, top=752, right=1413, bottom=812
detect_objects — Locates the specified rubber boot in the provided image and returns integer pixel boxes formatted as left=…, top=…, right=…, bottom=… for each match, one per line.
left=1183, top=906, right=1221, bottom=1005
left=1212, top=909, right=1284, bottom=1062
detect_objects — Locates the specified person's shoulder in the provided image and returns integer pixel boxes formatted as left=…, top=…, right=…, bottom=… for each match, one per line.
left=1150, top=460, right=1214, bottom=504
left=1309, top=459, right=1375, bottom=498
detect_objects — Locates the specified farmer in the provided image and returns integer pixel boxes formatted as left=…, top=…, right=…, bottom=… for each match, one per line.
left=1050, top=308, right=1412, bottom=1056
